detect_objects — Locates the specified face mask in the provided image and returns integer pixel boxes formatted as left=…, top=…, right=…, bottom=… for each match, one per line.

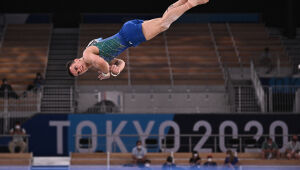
left=137, top=145, right=142, bottom=149
left=15, top=125, right=20, bottom=129
left=145, top=163, right=150, bottom=167
left=194, top=154, right=198, bottom=157
left=208, top=158, right=212, bottom=162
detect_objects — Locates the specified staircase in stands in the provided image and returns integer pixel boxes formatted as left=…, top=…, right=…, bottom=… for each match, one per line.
left=41, top=28, right=78, bottom=113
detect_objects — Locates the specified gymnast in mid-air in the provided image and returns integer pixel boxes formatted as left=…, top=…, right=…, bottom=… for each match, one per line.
left=67, top=0, right=209, bottom=79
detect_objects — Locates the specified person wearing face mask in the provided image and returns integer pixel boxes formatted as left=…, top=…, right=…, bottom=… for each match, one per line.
left=132, top=140, right=148, bottom=166
left=261, top=137, right=280, bottom=159
left=8, top=121, right=27, bottom=153
left=162, top=156, right=176, bottom=170
left=224, top=150, right=239, bottom=170
left=203, top=155, right=217, bottom=168
left=284, top=135, right=300, bottom=160
left=189, top=151, right=201, bottom=168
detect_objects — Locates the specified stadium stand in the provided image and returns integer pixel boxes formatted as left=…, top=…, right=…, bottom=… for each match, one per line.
left=129, top=34, right=171, bottom=85
left=0, top=24, right=51, bottom=113
left=77, top=23, right=226, bottom=86
left=0, top=24, right=51, bottom=91
left=77, top=23, right=289, bottom=86
left=167, top=23, right=224, bottom=85
left=229, top=23, right=290, bottom=68
left=277, top=28, right=300, bottom=74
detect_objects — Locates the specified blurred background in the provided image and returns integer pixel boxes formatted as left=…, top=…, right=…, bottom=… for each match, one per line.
left=0, top=0, right=299, bottom=169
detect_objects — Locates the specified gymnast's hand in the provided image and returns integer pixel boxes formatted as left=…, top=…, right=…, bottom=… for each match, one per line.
left=98, top=71, right=111, bottom=80
left=110, top=65, right=120, bottom=76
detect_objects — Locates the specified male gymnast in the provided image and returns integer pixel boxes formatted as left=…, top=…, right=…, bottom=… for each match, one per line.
left=67, top=0, right=209, bottom=79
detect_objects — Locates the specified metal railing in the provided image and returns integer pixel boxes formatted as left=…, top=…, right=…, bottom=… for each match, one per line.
left=125, top=49, right=132, bottom=86
left=73, top=134, right=296, bottom=153
left=234, top=85, right=261, bottom=113
left=208, top=23, right=225, bottom=81
left=224, top=65, right=236, bottom=112
left=251, top=61, right=266, bottom=112
left=265, top=86, right=299, bottom=113
left=41, top=85, right=75, bottom=113
left=0, top=89, right=42, bottom=113
left=233, top=85, right=299, bottom=113
left=226, top=23, right=244, bottom=76
left=0, top=89, right=42, bottom=133
left=163, top=32, right=174, bottom=87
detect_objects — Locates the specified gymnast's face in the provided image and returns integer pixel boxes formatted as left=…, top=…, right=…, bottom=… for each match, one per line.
left=69, top=59, right=89, bottom=76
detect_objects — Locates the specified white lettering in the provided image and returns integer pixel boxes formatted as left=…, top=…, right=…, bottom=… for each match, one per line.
left=106, top=121, right=128, bottom=152
left=133, top=121, right=155, bottom=146
left=76, top=121, right=98, bottom=153
left=244, top=120, right=263, bottom=152
left=193, top=121, right=212, bottom=152
left=270, top=121, right=289, bottom=152
left=219, top=121, right=238, bottom=152
left=49, top=121, right=70, bottom=155
left=159, top=121, right=180, bottom=152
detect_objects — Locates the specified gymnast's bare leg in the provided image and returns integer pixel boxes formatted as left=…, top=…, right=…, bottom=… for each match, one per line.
left=142, top=0, right=209, bottom=41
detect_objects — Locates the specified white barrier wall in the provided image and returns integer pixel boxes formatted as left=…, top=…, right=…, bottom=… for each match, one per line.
left=77, top=91, right=123, bottom=113
left=124, top=93, right=229, bottom=113
left=77, top=91, right=229, bottom=113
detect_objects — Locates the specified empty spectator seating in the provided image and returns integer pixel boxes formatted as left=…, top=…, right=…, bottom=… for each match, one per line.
left=77, top=23, right=289, bottom=86
left=211, top=23, right=240, bottom=67
left=166, top=24, right=224, bottom=85
left=229, top=23, right=289, bottom=67
left=0, top=24, right=51, bottom=91
left=129, top=34, right=171, bottom=85
left=78, top=23, right=225, bottom=86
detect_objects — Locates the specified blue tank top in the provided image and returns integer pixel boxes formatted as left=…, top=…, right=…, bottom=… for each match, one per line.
left=87, top=33, right=129, bottom=62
